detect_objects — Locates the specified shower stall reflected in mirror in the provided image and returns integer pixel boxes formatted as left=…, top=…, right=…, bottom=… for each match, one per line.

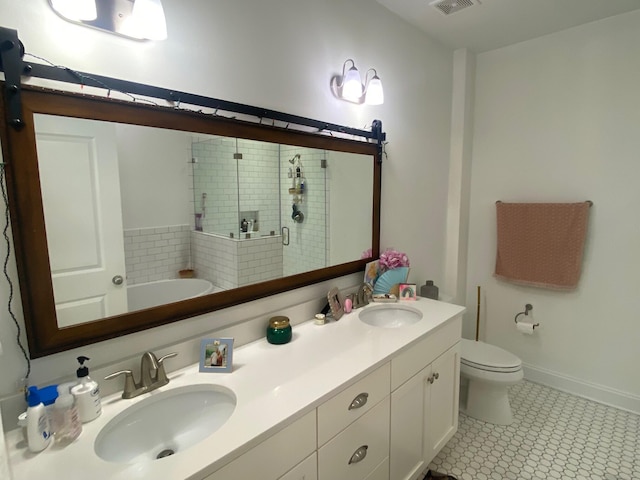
left=189, top=136, right=329, bottom=289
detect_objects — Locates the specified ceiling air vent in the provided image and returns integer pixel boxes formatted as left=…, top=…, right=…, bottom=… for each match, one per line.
left=429, top=0, right=478, bottom=16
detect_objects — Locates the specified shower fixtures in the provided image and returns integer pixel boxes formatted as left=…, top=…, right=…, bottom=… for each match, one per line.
left=288, top=154, right=300, bottom=164
left=200, top=192, right=207, bottom=218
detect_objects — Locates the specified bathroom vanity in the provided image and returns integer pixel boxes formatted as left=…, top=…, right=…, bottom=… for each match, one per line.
left=5, top=298, right=464, bottom=480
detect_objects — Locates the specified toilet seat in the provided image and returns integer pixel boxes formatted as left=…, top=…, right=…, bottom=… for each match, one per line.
left=461, top=339, right=522, bottom=373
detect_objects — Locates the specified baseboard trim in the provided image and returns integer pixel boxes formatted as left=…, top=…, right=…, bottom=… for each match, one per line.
left=523, top=363, right=640, bottom=415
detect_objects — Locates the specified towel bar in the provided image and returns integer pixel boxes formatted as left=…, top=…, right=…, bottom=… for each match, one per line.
left=496, top=200, right=593, bottom=207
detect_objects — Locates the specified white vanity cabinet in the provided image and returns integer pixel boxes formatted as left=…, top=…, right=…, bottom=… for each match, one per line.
left=279, top=453, right=318, bottom=480
left=389, top=316, right=462, bottom=480
left=201, top=410, right=317, bottom=480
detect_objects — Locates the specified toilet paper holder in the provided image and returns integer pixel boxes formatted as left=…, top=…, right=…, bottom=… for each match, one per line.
left=514, top=303, right=540, bottom=329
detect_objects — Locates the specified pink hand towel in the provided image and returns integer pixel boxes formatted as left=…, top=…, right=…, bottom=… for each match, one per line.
left=494, top=202, right=591, bottom=290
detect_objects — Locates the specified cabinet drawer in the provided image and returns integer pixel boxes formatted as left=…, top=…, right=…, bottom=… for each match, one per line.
left=203, top=410, right=316, bottom=480
left=318, top=396, right=390, bottom=480
left=391, top=315, right=461, bottom=390
left=318, top=362, right=390, bottom=446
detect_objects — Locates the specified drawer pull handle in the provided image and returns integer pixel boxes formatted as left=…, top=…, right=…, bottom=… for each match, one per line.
left=427, top=375, right=435, bottom=384
left=348, top=392, right=369, bottom=410
left=348, top=445, right=368, bottom=465
left=434, top=372, right=440, bottom=380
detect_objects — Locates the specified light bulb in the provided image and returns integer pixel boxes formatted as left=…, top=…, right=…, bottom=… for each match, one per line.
left=130, top=0, right=168, bottom=40
left=342, top=66, right=363, bottom=102
left=365, top=75, right=384, bottom=105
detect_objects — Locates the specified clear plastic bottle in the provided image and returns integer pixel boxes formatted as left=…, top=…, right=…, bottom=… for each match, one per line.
left=53, top=383, right=82, bottom=445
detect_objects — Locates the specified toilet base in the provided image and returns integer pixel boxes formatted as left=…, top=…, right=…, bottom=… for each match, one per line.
left=461, top=378, right=515, bottom=425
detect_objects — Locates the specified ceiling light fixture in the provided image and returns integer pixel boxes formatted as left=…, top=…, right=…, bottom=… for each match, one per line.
left=49, top=0, right=168, bottom=40
left=331, top=59, right=384, bottom=106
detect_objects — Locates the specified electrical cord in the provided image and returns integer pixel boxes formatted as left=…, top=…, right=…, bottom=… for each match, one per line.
left=0, top=164, right=31, bottom=380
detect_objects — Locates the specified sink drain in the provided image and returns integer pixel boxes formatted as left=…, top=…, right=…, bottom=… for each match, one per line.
left=156, top=449, right=176, bottom=459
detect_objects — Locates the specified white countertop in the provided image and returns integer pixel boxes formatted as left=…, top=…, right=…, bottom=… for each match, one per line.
left=5, top=298, right=465, bottom=480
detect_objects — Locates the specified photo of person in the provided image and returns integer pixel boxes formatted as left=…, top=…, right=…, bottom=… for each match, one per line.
left=200, top=338, right=234, bottom=373
left=204, top=342, right=227, bottom=368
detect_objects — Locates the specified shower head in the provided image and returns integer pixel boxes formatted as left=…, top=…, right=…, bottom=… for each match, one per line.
left=288, top=154, right=300, bottom=164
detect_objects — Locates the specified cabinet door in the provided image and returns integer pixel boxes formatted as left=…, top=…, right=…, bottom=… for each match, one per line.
left=425, top=343, right=460, bottom=464
left=203, top=410, right=316, bottom=480
left=279, top=452, right=318, bottom=480
left=390, top=365, right=431, bottom=480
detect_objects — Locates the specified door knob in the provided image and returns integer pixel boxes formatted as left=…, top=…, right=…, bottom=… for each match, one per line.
left=112, top=275, right=124, bottom=285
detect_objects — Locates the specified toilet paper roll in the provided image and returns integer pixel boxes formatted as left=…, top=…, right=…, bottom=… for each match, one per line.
left=516, top=322, right=535, bottom=335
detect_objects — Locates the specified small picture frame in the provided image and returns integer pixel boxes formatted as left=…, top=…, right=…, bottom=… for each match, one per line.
left=199, top=338, right=234, bottom=373
left=399, top=283, right=417, bottom=301
left=327, top=286, right=345, bottom=321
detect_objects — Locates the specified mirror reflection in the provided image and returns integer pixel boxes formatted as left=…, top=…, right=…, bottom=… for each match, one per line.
left=34, top=114, right=373, bottom=328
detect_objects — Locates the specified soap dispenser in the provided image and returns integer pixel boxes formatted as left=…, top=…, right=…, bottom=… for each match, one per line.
left=70, top=356, right=102, bottom=423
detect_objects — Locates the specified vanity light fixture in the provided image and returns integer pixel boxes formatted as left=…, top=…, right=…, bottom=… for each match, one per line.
left=50, top=0, right=97, bottom=21
left=48, top=0, right=168, bottom=40
left=331, top=59, right=384, bottom=105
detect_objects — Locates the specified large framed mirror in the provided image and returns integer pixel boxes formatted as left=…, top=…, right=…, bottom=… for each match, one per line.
left=0, top=85, right=381, bottom=358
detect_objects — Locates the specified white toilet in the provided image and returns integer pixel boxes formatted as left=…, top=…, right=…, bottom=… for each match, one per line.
left=459, top=339, right=523, bottom=425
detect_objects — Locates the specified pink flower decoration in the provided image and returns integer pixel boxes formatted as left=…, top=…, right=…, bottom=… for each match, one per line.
left=361, top=248, right=373, bottom=259
left=379, top=248, right=410, bottom=272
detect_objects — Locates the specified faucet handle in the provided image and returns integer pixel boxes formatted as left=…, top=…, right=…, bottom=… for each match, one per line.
left=156, top=352, right=178, bottom=385
left=105, top=370, right=140, bottom=399
left=158, top=352, right=178, bottom=365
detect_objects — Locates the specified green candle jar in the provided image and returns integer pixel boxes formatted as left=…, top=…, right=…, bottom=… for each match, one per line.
left=266, top=316, right=292, bottom=345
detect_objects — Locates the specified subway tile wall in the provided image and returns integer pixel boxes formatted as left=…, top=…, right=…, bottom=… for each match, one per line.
left=192, top=231, right=283, bottom=289
left=123, top=225, right=191, bottom=285
left=191, top=136, right=280, bottom=237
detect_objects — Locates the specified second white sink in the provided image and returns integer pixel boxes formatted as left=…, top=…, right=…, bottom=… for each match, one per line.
left=359, top=304, right=423, bottom=328
left=94, top=384, right=236, bottom=464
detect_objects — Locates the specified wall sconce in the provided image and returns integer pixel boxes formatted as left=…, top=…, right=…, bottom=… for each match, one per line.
left=49, top=0, right=168, bottom=40
left=330, top=59, right=384, bottom=105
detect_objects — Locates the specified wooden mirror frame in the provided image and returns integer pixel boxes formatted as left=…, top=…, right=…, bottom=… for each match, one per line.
left=0, top=85, right=381, bottom=358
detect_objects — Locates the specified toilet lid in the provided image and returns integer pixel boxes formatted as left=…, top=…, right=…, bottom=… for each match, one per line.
left=461, top=339, right=522, bottom=372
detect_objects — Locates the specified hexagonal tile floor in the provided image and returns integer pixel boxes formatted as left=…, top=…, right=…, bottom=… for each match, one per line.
left=424, top=380, right=639, bottom=480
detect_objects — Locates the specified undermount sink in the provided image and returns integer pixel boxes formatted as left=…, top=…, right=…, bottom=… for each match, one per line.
left=359, top=303, right=423, bottom=328
left=94, top=384, right=236, bottom=464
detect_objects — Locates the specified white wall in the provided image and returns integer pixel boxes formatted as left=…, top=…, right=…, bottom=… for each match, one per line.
left=329, top=151, right=373, bottom=266
left=117, top=125, right=192, bottom=229
left=466, top=11, right=640, bottom=412
left=0, top=0, right=454, bottom=423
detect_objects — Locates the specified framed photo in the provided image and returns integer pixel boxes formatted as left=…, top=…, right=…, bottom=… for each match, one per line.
left=327, top=286, right=345, bottom=321
left=399, top=283, right=417, bottom=301
left=199, top=338, right=234, bottom=373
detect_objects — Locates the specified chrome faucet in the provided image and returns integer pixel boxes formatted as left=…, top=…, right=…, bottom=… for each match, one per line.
left=353, top=282, right=373, bottom=309
left=105, top=351, right=178, bottom=399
